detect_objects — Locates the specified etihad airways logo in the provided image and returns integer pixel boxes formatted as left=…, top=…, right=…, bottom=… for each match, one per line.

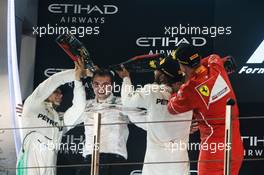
left=239, top=40, right=264, bottom=74
left=48, top=4, right=118, bottom=15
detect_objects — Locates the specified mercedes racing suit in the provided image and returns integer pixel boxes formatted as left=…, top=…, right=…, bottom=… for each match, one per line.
left=168, top=54, right=244, bottom=175
left=16, top=70, right=86, bottom=175
left=121, top=77, right=193, bottom=175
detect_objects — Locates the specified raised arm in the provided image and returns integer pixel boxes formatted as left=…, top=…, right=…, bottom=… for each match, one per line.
left=26, top=69, right=75, bottom=105
left=121, top=77, right=153, bottom=109
left=168, top=85, right=195, bottom=115
left=63, top=80, right=86, bottom=128
left=63, top=58, right=94, bottom=129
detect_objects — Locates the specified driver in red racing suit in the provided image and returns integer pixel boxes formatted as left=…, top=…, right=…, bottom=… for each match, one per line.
left=168, top=44, right=244, bottom=175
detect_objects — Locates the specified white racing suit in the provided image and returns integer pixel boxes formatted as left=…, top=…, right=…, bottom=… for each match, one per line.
left=121, top=77, right=193, bottom=175
left=16, top=70, right=86, bottom=175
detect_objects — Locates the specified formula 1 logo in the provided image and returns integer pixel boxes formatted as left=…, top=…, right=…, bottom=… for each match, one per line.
left=239, top=40, right=264, bottom=74
left=246, top=40, right=264, bottom=63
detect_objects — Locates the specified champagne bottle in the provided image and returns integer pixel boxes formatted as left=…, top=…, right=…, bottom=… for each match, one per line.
left=56, top=33, right=96, bottom=72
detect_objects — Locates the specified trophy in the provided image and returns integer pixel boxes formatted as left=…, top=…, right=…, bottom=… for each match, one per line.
left=56, top=33, right=96, bottom=72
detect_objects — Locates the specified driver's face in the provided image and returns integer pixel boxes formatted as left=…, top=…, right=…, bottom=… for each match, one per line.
left=154, top=70, right=167, bottom=84
left=47, top=89, right=63, bottom=106
left=92, top=75, right=112, bottom=100
left=179, top=63, right=187, bottom=73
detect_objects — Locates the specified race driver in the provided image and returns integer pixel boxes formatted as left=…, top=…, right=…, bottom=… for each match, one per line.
left=117, top=55, right=193, bottom=175
left=168, top=43, right=244, bottom=175
left=16, top=58, right=86, bottom=175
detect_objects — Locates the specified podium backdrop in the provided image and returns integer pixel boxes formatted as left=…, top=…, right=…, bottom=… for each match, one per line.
left=33, top=0, right=264, bottom=174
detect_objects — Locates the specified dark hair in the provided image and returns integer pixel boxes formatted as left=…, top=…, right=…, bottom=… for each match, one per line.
left=91, top=69, right=114, bottom=84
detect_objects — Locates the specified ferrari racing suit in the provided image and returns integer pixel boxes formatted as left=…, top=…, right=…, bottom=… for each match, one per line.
left=168, top=54, right=244, bottom=175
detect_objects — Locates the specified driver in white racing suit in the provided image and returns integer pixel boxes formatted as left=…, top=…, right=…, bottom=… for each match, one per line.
left=117, top=55, right=193, bottom=175
left=16, top=59, right=87, bottom=175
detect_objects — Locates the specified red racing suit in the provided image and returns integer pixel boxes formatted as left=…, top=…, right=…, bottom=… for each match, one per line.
left=168, top=54, right=244, bottom=175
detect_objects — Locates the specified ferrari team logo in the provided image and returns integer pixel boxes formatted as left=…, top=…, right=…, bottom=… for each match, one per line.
left=198, top=85, right=210, bottom=97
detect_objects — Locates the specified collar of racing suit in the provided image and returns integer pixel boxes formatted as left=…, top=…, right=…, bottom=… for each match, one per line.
left=43, top=101, right=56, bottom=115
left=44, top=101, right=53, bottom=107
left=96, top=93, right=115, bottom=104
